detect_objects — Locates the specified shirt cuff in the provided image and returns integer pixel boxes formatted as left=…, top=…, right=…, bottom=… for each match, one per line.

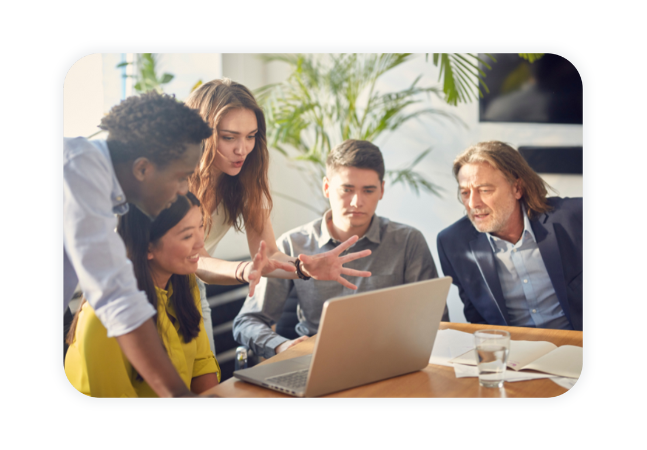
left=93, top=293, right=157, bottom=338
left=194, top=354, right=221, bottom=383
left=264, top=335, right=290, bottom=359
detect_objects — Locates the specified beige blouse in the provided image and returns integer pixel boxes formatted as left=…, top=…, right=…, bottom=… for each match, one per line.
left=203, top=202, right=233, bottom=257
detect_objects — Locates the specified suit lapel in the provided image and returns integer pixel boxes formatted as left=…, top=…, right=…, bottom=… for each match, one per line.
left=531, top=213, right=571, bottom=323
left=469, top=233, right=510, bottom=324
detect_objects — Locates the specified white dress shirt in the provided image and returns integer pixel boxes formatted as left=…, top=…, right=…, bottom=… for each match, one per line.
left=63, top=137, right=156, bottom=337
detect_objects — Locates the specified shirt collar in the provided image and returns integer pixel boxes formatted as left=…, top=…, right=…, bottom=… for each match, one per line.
left=95, top=140, right=129, bottom=215
left=317, top=210, right=381, bottom=247
left=487, top=203, right=535, bottom=251
left=155, top=283, right=177, bottom=317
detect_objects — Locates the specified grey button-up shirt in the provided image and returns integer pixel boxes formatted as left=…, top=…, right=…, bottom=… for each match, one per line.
left=232, top=211, right=442, bottom=358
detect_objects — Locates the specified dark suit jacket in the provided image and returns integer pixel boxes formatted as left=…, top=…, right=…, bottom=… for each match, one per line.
left=437, top=197, right=582, bottom=330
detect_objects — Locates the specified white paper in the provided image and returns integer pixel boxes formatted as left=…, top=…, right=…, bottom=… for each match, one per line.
left=452, top=363, right=557, bottom=382
left=429, top=329, right=476, bottom=367
left=523, top=345, right=583, bottom=378
left=506, top=340, right=557, bottom=370
left=550, top=377, right=579, bottom=390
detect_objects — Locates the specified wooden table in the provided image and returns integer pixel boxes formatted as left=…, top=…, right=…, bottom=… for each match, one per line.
left=202, top=322, right=583, bottom=398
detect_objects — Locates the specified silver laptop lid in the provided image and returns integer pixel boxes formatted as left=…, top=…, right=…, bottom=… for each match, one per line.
left=304, top=276, right=452, bottom=397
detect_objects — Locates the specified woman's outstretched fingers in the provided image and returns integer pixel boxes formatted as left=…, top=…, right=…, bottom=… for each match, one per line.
left=248, top=242, right=267, bottom=296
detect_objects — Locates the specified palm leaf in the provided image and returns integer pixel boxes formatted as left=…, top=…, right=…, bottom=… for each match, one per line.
left=257, top=54, right=458, bottom=205
left=518, top=53, right=544, bottom=63
left=431, top=53, right=497, bottom=106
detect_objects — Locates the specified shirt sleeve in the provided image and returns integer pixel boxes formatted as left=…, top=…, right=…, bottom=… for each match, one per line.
left=190, top=280, right=220, bottom=382
left=405, top=229, right=449, bottom=321
left=403, top=229, right=439, bottom=284
left=197, top=279, right=216, bottom=355
left=231, top=236, right=294, bottom=358
left=63, top=149, right=156, bottom=337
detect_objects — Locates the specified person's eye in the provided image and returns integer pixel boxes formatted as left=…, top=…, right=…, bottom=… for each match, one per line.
left=365, top=190, right=375, bottom=194
left=460, top=191, right=469, bottom=198
left=183, top=234, right=193, bottom=240
left=222, top=136, right=234, bottom=141
left=247, top=134, right=256, bottom=140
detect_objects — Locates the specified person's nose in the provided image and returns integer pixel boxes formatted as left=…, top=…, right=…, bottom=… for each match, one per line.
left=234, top=138, right=250, bottom=156
left=350, top=193, right=363, bottom=208
left=195, top=228, right=205, bottom=250
left=468, top=190, right=481, bottom=210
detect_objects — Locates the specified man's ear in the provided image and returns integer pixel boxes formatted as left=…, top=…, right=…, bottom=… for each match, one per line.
left=132, top=157, right=154, bottom=182
left=379, top=180, right=385, bottom=200
left=322, top=176, right=331, bottom=199
left=513, top=179, right=523, bottom=200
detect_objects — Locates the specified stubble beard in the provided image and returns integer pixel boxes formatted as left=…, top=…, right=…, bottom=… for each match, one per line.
left=467, top=202, right=516, bottom=235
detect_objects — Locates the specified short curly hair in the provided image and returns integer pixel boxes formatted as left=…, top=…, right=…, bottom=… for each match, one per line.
left=99, top=91, right=213, bottom=167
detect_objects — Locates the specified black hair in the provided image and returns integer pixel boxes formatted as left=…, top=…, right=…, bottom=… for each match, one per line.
left=99, top=91, right=213, bottom=168
left=65, top=192, right=204, bottom=348
left=117, top=191, right=203, bottom=343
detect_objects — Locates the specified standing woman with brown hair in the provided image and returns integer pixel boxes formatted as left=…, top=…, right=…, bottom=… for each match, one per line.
left=185, top=79, right=372, bottom=310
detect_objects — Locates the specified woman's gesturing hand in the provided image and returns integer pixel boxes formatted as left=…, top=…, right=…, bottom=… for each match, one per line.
left=298, top=235, right=372, bottom=290
left=246, top=241, right=295, bottom=296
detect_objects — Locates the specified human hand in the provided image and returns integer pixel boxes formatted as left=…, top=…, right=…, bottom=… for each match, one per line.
left=246, top=241, right=296, bottom=297
left=275, top=336, right=309, bottom=354
left=298, top=235, right=371, bottom=290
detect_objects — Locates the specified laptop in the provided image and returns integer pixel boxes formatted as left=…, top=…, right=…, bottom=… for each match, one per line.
left=233, top=276, right=452, bottom=397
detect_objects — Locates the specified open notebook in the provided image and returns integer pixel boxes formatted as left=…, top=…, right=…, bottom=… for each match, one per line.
left=450, top=340, right=583, bottom=379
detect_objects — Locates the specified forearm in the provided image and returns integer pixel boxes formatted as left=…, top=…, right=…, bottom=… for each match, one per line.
left=191, top=372, right=219, bottom=394
left=233, top=312, right=288, bottom=359
left=114, top=319, right=191, bottom=397
left=196, top=255, right=248, bottom=285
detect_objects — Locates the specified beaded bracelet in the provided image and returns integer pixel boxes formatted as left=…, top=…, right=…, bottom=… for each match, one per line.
left=235, top=261, right=246, bottom=284
left=292, top=257, right=311, bottom=281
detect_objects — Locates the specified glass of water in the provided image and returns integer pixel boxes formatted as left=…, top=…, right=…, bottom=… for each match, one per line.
left=474, top=330, right=510, bottom=388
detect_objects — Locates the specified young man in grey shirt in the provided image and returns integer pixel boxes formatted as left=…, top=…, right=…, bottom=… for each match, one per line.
left=232, top=139, right=446, bottom=358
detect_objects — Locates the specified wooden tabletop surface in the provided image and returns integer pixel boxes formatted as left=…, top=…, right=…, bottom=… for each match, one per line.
left=203, top=322, right=583, bottom=398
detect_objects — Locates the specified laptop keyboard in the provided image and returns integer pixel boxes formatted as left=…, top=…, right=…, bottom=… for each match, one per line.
left=266, top=369, right=310, bottom=390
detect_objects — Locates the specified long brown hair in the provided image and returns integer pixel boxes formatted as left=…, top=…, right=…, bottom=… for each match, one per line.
left=185, top=78, right=272, bottom=234
left=452, top=141, right=554, bottom=219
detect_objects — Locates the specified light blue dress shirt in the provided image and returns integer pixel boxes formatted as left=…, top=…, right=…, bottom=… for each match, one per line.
left=486, top=205, right=572, bottom=330
left=64, top=137, right=156, bottom=337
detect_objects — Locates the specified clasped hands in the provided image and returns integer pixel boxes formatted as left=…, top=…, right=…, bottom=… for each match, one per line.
left=246, top=235, right=372, bottom=296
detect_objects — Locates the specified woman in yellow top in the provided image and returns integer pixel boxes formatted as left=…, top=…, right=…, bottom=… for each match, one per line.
left=65, top=192, right=220, bottom=397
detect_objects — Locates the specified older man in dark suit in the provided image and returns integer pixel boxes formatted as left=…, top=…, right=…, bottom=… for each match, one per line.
left=437, top=141, right=582, bottom=330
